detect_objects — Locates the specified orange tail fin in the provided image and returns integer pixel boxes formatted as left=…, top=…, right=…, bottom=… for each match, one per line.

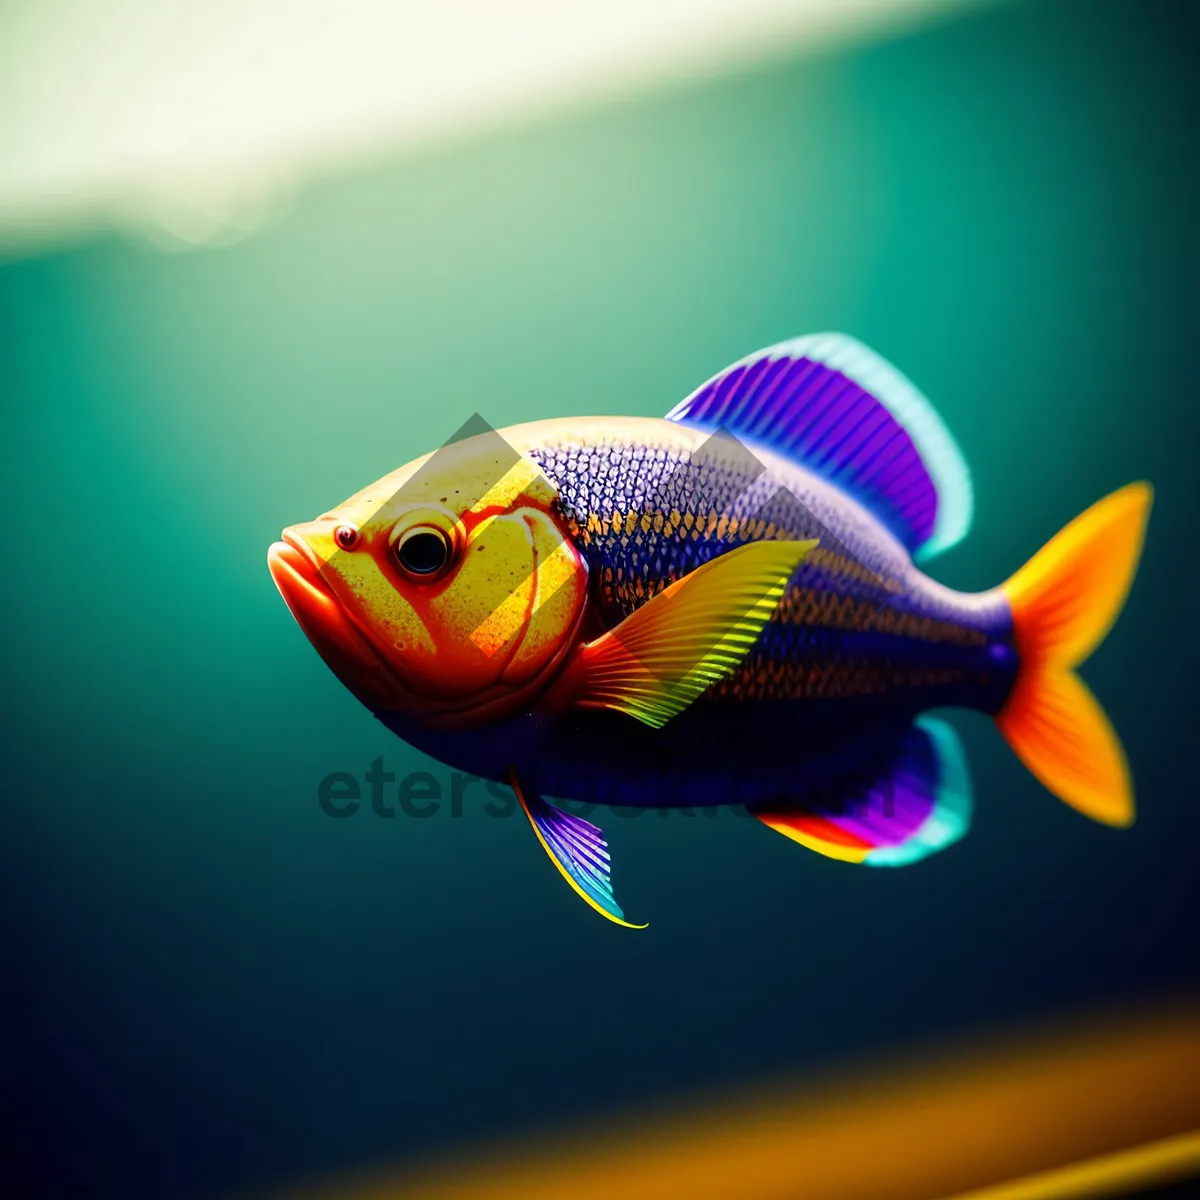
left=996, top=482, right=1152, bottom=826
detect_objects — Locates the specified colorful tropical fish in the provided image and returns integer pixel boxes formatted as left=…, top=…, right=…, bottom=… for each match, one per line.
left=268, top=334, right=1151, bottom=928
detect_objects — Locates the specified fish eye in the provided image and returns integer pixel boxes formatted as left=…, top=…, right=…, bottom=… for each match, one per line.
left=334, top=524, right=359, bottom=550
left=393, top=525, right=452, bottom=578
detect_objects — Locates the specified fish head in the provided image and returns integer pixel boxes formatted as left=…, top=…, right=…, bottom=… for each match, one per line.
left=268, top=431, right=589, bottom=726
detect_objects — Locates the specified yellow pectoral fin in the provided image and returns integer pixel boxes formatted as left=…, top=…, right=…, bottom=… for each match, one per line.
left=569, top=539, right=818, bottom=728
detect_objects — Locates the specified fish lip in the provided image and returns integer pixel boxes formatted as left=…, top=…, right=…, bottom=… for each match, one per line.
left=267, top=538, right=337, bottom=619
left=281, top=527, right=324, bottom=571
left=267, top=534, right=414, bottom=708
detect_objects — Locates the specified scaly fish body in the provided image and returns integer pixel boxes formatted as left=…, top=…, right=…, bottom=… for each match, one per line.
left=388, top=416, right=1014, bottom=808
left=269, top=334, right=1151, bottom=925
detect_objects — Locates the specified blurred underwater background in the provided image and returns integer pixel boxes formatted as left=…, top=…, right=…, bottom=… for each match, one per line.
left=1, top=0, right=1198, bottom=1194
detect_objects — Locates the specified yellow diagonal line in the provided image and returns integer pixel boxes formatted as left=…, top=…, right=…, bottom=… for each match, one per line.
left=943, top=1129, right=1200, bottom=1200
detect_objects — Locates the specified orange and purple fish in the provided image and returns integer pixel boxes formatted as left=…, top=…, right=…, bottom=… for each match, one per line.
left=268, top=334, right=1151, bottom=927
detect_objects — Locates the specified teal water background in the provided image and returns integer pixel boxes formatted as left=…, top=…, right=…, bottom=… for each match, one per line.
left=2, top=0, right=1198, bottom=1194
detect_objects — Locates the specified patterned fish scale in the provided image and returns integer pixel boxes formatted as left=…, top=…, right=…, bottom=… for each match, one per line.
left=529, top=431, right=1013, bottom=714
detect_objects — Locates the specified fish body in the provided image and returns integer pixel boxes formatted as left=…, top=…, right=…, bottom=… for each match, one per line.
left=388, top=415, right=1014, bottom=809
left=269, top=334, right=1151, bottom=925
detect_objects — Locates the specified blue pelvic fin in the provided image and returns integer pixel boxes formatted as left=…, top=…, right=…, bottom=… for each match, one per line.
left=511, top=771, right=647, bottom=929
left=666, top=333, right=973, bottom=560
left=753, top=718, right=974, bottom=866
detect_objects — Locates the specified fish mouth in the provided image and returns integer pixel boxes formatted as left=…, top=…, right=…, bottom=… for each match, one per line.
left=267, top=532, right=410, bottom=709
left=268, top=534, right=338, bottom=622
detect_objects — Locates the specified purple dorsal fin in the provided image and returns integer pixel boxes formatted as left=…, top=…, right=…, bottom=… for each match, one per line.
left=666, top=333, right=973, bottom=561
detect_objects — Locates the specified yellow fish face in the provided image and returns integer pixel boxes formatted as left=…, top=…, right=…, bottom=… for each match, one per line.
left=268, top=434, right=589, bottom=726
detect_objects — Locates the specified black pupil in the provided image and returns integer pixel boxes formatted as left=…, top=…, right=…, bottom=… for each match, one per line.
left=398, top=531, right=447, bottom=575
